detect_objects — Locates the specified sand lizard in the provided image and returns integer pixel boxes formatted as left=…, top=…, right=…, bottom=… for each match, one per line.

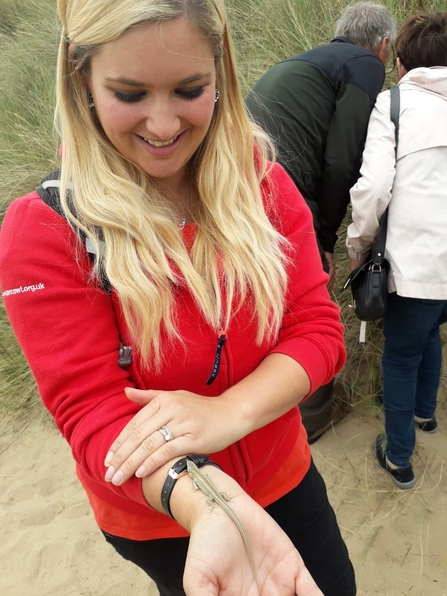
left=186, top=460, right=261, bottom=592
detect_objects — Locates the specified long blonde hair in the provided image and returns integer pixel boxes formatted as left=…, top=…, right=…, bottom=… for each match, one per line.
left=56, top=0, right=288, bottom=369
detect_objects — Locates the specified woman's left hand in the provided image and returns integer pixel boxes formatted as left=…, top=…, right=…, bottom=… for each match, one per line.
left=181, top=470, right=324, bottom=596
left=348, top=257, right=367, bottom=272
left=323, top=251, right=336, bottom=293
left=104, top=388, right=244, bottom=486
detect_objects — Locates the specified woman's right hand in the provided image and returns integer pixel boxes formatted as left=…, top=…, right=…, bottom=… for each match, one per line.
left=104, top=388, right=247, bottom=486
left=167, top=468, right=323, bottom=596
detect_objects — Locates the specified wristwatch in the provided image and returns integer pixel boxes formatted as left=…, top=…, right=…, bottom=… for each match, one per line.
left=161, top=454, right=222, bottom=518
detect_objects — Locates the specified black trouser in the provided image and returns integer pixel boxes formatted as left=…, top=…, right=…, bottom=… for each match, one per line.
left=102, top=460, right=356, bottom=596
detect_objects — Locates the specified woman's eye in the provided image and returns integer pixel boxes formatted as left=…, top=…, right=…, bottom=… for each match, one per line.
left=176, top=87, right=205, bottom=101
left=114, top=91, right=145, bottom=103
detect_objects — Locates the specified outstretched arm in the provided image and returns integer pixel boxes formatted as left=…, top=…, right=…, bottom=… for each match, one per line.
left=142, top=461, right=323, bottom=596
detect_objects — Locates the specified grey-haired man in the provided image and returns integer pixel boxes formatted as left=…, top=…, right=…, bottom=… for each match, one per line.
left=246, top=2, right=396, bottom=443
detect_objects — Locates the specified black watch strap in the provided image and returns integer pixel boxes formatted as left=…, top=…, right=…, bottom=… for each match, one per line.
left=161, top=454, right=222, bottom=518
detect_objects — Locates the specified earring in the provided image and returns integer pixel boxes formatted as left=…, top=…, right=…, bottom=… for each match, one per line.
left=87, top=92, right=95, bottom=109
left=214, top=89, right=220, bottom=103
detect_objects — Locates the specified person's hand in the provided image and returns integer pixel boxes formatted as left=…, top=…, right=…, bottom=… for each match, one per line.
left=104, top=388, right=245, bottom=486
left=348, top=257, right=367, bottom=272
left=182, top=474, right=323, bottom=596
left=323, top=251, right=336, bottom=293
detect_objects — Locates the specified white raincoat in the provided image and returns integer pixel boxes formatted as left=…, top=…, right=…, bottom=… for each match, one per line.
left=347, top=67, right=447, bottom=299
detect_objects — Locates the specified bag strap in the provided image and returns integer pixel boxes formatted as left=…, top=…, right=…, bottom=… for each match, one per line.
left=390, top=85, right=400, bottom=150
left=36, top=170, right=112, bottom=294
left=36, top=172, right=132, bottom=367
left=371, top=85, right=400, bottom=266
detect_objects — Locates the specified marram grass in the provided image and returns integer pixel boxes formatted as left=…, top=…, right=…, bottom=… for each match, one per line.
left=0, top=0, right=445, bottom=414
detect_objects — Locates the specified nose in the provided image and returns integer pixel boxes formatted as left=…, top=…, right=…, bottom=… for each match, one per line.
left=143, top=97, right=181, bottom=141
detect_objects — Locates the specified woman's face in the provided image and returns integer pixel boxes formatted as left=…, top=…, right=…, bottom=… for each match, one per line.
left=88, top=16, right=217, bottom=192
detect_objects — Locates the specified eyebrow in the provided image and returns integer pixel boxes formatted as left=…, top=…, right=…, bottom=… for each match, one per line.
left=105, top=73, right=212, bottom=87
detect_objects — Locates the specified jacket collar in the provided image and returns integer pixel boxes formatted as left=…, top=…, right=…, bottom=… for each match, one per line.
left=330, top=36, right=355, bottom=45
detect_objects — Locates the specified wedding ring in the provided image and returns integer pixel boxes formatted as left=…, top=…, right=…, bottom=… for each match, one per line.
left=158, top=425, right=174, bottom=442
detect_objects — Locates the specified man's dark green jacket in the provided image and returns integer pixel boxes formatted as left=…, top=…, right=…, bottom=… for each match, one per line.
left=246, top=37, right=385, bottom=253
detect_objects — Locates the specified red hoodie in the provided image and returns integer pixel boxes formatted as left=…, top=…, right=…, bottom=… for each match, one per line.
left=0, top=162, right=345, bottom=538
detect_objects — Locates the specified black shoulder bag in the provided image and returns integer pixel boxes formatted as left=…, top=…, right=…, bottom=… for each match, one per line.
left=342, top=86, right=400, bottom=322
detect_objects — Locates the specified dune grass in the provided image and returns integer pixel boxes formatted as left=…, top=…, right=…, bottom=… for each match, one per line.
left=0, top=0, right=59, bottom=212
left=0, top=0, right=446, bottom=414
left=0, top=0, right=59, bottom=411
left=228, top=0, right=445, bottom=94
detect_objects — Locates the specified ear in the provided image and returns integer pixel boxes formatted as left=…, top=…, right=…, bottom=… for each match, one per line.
left=396, top=57, right=407, bottom=81
left=374, top=36, right=390, bottom=66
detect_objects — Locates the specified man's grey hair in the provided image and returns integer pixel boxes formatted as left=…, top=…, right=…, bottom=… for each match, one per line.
left=335, top=2, right=396, bottom=54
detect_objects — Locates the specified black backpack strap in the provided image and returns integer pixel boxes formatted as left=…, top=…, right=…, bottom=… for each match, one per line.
left=36, top=169, right=65, bottom=217
left=36, top=171, right=131, bottom=367
left=36, top=170, right=111, bottom=291
left=36, top=169, right=86, bottom=243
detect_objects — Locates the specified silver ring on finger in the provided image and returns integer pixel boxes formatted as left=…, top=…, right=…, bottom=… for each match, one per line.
left=158, top=425, right=174, bottom=442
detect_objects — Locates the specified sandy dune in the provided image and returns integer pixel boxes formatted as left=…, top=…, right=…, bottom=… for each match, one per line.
left=1, top=388, right=446, bottom=595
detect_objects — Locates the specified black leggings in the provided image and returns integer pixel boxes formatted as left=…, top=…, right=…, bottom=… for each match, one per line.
left=102, top=460, right=356, bottom=596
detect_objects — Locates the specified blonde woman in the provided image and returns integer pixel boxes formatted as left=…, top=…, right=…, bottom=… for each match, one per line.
left=0, top=1, right=355, bottom=594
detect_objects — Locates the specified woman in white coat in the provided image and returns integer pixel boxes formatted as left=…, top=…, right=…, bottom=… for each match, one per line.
left=346, top=12, right=447, bottom=490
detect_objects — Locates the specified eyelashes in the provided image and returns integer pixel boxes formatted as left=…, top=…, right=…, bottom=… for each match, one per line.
left=113, top=91, right=145, bottom=103
left=113, top=87, right=205, bottom=103
left=176, top=87, right=205, bottom=101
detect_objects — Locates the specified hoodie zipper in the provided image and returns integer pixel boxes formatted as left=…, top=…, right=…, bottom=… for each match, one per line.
left=206, top=332, right=227, bottom=385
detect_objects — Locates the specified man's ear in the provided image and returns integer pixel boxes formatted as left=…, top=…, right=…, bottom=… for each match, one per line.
left=396, top=57, right=408, bottom=81
left=374, top=36, right=390, bottom=66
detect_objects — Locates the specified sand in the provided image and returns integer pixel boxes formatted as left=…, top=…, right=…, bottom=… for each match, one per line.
left=1, top=389, right=446, bottom=596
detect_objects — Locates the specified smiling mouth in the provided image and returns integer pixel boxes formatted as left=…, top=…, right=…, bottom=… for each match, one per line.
left=143, top=135, right=178, bottom=147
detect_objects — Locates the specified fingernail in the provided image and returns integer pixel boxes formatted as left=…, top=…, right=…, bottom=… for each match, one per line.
left=112, top=470, right=123, bottom=485
left=104, top=451, right=114, bottom=467
left=105, top=466, right=115, bottom=482
left=135, top=465, right=146, bottom=478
